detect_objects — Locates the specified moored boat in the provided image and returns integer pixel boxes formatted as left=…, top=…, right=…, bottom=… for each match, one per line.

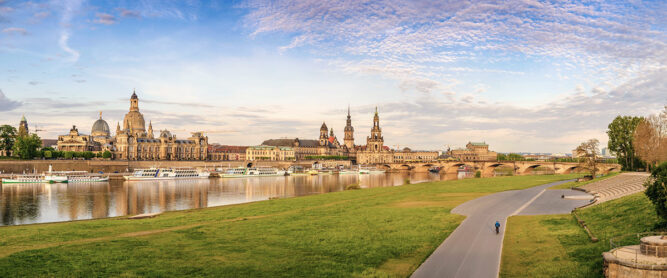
left=124, top=168, right=210, bottom=181
left=219, top=167, right=286, bottom=178
left=1, top=174, right=49, bottom=184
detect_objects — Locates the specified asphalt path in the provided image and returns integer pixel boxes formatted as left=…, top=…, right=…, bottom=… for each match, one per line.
left=411, top=180, right=592, bottom=278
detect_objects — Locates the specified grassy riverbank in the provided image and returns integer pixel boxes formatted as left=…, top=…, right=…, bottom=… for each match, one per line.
left=500, top=193, right=660, bottom=278
left=0, top=174, right=579, bottom=277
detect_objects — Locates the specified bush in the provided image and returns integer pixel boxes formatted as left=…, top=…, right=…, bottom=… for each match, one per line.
left=345, top=183, right=361, bottom=190
left=645, top=162, right=667, bottom=221
left=102, top=151, right=112, bottom=159
left=83, top=151, right=95, bottom=159
left=43, top=150, right=52, bottom=159
left=475, top=171, right=481, bottom=178
left=64, top=151, right=74, bottom=159
left=404, top=178, right=411, bottom=185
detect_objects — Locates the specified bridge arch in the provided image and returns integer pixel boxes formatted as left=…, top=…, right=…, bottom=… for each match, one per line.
left=444, top=163, right=473, bottom=175
left=399, top=164, right=412, bottom=171
left=482, top=163, right=512, bottom=177
left=561, top=166, right=579, bottom=174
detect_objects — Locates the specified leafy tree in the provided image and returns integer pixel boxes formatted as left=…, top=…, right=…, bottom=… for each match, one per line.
left=607, top=116, right=643, bottom=171
left=507, top=153, right=525, bottom=161
left=83, top=151, right=95, bottom=159
left=64, top=151, right=74, bottom=159
left=12, top=134, right=42, bottom=160
left=575, top=139, right=600, bottom=178
left=0, top=125, right=17, bottom=156
left=644, top=162, right=667, bottom=221
left=102, top=150, right=112, bottom=159
left=43, top=150, right=52, bottom=159
left=497, top=153, right=507, bottom=161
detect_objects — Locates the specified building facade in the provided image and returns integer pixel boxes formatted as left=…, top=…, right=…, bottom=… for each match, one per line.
left=57, top=125, right=98, bottom=152
left=449, top=142, right=497, bottom=161
left=245, top=146, right=295, bottom=161
left=208, top=145, right=248, bottom=161
left=393, top=148, right=438, bottom=163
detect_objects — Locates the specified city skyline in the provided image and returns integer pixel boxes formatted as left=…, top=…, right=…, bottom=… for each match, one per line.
left=1, top=0, right=665, bottom=153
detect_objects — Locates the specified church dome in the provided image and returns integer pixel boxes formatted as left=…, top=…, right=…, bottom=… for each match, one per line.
left=123, top=111, right=146, bottom=133
left=91, top=112, right=110, bottom=137
left=160, top=130, right=172, bottom=138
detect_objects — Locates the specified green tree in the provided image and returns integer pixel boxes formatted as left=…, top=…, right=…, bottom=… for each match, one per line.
left=644, top=162, right=667, bottom=221
left=43, top=150, right=52, bottom=159
left=575, top=138, right=600, bottom=179
left=83, top=151, right=95, bottom=159
left=102, top=150, right=112, bottom=159
left=0, top=125, right=17, bottom=156
left=12, top=134, right=42, bottom=160
left=507, top=153, right=525, bottom=161
left=497, top=153, right=507, bottom=161
left=64, top=151, right=74, bottom=159
left=607, top=115, right=643, bottom=171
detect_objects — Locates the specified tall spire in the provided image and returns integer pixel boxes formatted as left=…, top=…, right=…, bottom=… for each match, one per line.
left=116, top=122, right=121, bottom=133
left=348, top=105, right=350, bottom=116
left=99, top=111, right=103, bottom=119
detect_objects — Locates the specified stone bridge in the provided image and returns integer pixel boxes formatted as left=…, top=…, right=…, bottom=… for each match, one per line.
left=375, top=161, right=621, bottom=177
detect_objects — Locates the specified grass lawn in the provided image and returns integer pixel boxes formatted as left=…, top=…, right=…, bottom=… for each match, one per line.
left=501, top=192, right=660, bottom=278
left=0, top=174, right=580, bottom=277
left=549, top=172, right=620, bottom=189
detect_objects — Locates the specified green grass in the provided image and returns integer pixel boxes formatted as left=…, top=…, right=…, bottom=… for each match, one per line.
left=549, top=172, right=620, bottom=189
left=501, top=192, right=660, bottom=278
left=0, top=174, right=580, bottom=277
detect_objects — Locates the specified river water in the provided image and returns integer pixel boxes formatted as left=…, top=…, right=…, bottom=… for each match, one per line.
left=0, top=172, right=458, bottom=226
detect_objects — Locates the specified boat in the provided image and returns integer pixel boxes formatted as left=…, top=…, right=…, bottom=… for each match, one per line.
left=358, top=169, right=370, bottom=174
left=307, top=169, right=319, bottom=175
left=1, top=174, right=50, bottom=184
left=62, top=171, right=109, bottom=183
left=338, top=169, right=358, bottom=175
left=219, top=167, right=286, bottom=178
left=357, top=166, right=385, bottom=174
left=124, top=168, right=211, bottom=181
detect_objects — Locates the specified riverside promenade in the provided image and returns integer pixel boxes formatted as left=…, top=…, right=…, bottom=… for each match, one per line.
left=411, top=180, right=592, bottom=278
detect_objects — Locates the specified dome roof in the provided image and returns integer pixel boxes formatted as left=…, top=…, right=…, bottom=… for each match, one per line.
left=160, top=130, right=172, bottom=138
left=91, top=112, right=110, bottom=137
left=123, top=111, right=146, bottom=133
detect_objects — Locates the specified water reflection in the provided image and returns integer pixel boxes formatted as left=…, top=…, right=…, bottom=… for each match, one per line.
left=0, top=172, right=458, bottom=226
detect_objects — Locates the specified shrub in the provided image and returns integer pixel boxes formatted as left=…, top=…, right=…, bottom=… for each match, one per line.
left=475, top=171, right=481, bottom=178
left=64, top=151, right=74, bottom=159
left=43, top=150, right=52, bottom=159
left=83, top=151, right=95, bottom=159
left=345, top=183, right=361, bottom=190
left=645, top=162, right=667, bottom=221
left=404, top=178, right=411, bottom=185
left=102, top=151, right=112, bottom=159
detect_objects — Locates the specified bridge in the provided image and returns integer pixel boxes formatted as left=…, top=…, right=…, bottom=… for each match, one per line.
left=375, top=161, right=621, bottom=177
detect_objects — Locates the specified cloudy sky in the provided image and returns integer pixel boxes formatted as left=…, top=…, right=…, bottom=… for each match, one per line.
left=0, top=0, right=665, bottom=153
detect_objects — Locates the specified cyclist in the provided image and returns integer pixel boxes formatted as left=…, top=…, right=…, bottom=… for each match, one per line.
left=495, top=221, right=501, bottom=234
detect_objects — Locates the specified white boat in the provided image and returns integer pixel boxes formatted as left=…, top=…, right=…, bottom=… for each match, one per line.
left=338, top=170, right=358, bottom=175
left=124, top=168, right=210, bottom=181
left=63, top=171, right=109, bottom=183
left=1, top=174, right=49, bottom=184
left=219, top=167, right=286, bottom=178
left=358, top=169, right=370, bottom=174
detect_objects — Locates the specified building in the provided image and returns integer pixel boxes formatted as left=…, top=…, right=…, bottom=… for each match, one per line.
left=245, top=146, right=295, bottom=161
left=208, top=145, right=248, bottom=161
left=114, top=92, right=208, bottom=160
left=356, top=108, right=394, bottom=164
left=449, top=142, right=497, bottom=161
left=57, top=112, right=114, bottom=153
left=57, top=125, right=98, bottom=152
left=18, top=115, right=28, bottom=137
left=393, top=148, right=438, bottom=163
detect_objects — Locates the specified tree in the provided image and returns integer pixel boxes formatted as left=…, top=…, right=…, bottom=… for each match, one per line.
left=64, top=151, right=74, bottom=159
left=12, top=134, right=42, bottom=160
left=575, top=139, right=600, bottom=178
left=102, top=150, right=112, bottom=159
left=0, top=125, right=17, bottom=156
left=43, top=150, right=52, bottom=159
left=644, top=162, right=667, bottom=221
left=634, top=107, right=667, bottom=171
left=607, top=116, right=643, bottom=171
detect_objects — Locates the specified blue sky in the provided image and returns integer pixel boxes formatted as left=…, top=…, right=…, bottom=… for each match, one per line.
left=0, top=0, right=665, bottom=153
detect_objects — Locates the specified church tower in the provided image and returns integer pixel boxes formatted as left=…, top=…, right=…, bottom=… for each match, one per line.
left=148, top=121, right=154, bottom=138
left=366, top=107, right=384, bottom=152
left=319, top=122, right=329, bottom=146
left=344, top=106, right=354, bottom=149
left=18, top=115, right=28, bottom=137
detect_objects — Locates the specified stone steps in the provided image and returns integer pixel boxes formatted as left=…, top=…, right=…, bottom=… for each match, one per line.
left=581, top=173, right=649, bottom=204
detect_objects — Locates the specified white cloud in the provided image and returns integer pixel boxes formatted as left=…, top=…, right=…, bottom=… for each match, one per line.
left=1, top=27, right=27, bottom=35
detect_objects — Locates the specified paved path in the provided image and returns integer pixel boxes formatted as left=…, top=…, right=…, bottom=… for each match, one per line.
left=411, top=180, right=592, bottom=278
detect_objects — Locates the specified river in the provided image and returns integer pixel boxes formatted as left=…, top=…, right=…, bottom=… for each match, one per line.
left=0, top=172, right=459, bottom=226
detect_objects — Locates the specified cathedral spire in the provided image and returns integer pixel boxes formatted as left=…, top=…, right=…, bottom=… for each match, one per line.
left=116, top=122, right=121, bottom=133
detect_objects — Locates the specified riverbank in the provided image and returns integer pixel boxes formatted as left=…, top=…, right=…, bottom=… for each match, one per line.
left=500, top=193, right=660, bottom=277
left=0, top=174, right=581, bottom=277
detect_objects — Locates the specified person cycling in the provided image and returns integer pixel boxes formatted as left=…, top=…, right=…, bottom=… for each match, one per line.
left=495, top=221, right=501, bottom=234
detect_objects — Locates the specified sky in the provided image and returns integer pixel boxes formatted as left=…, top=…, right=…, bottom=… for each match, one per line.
left=0, top=0, right=665, bottom=153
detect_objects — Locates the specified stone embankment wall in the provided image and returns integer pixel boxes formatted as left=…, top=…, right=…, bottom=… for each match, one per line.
left=0, top=160, right=350, bottom=173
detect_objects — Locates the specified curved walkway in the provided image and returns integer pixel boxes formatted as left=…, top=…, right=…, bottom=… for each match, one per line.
left=411, top=180, right=592, bottom=278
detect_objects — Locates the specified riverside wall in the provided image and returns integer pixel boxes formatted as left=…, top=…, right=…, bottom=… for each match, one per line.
left=0, top=160, right=351, bottom=174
